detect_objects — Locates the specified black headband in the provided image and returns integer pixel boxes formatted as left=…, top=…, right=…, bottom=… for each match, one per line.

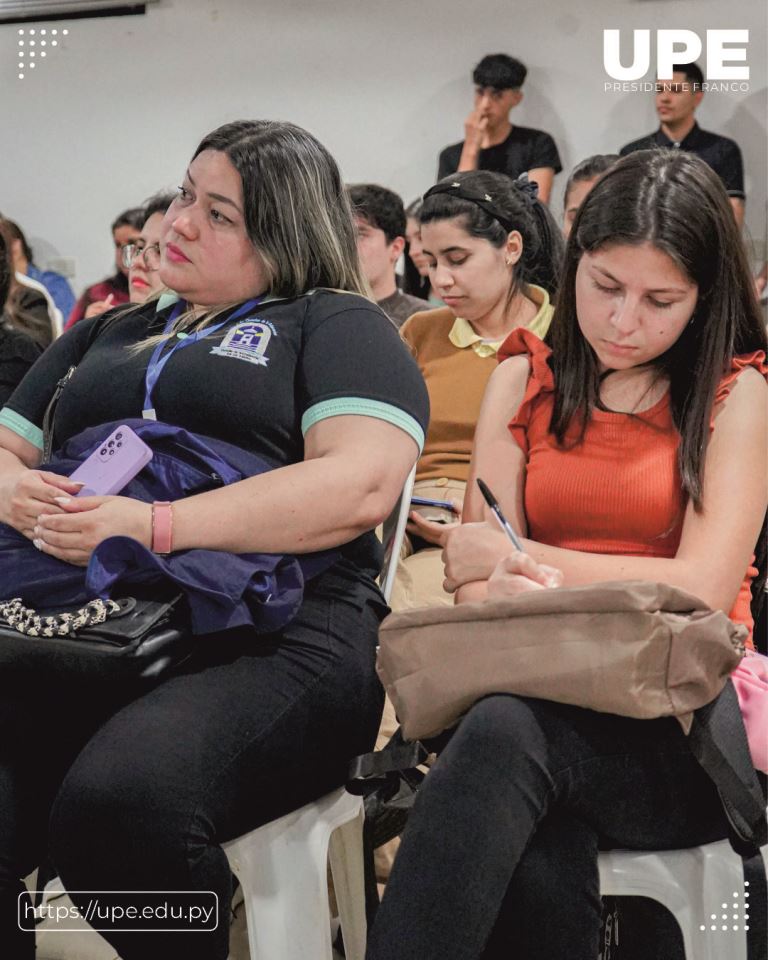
left=422, top=173, right=538, bottom=233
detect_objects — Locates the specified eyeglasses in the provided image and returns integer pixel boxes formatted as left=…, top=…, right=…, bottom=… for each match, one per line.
left=122, top=242, right=161, bottom=270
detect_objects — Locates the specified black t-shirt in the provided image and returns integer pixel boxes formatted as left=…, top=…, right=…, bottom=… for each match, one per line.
left=0, top=325, right=42, bottom=409
left=437, top=126, right=562, bottom=181
left=3, top=287, right=53, bottom=348
left=0, top=291, right=429, bottom=572
left=619, top=124, right=745, bottom=199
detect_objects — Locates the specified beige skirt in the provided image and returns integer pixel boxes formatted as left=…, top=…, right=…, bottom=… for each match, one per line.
left=388, top=478, right=466, bottom=613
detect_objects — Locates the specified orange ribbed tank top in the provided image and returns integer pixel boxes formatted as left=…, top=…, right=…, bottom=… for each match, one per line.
left=497, top=328, right=766, bottom=644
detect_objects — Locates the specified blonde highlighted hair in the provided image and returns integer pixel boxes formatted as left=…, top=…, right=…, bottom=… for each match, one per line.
left=133, top=119, right=368, bottom=348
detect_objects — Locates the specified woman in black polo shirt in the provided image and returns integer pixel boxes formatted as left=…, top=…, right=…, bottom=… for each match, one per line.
left=0, top=120, right=428, bottom=959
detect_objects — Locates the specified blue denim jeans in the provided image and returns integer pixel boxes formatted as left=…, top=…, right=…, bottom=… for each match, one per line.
left=366, top=694, right=729, bottom=960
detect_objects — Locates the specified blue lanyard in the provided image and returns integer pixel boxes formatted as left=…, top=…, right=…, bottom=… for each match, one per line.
left=142, top=297, right=262, bottom=419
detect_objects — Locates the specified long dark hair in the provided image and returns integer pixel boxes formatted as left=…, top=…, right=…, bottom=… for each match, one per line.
left=0, top=222, right=11, bottom=309
left=192, top=120, right=366, bottom=297
left=403, top=198, right=430, bottom=300
left=419, top=170, right=563, bottom=299
left=547, top=149, right=767, bottom=511
left=0, top=219, right=51, bottom=347
left=142, top=190, right=176, bottom=225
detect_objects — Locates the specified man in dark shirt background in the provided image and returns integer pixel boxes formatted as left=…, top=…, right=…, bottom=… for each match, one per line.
left=619, top=62, right=745, bottom=227
left=437, top=53, right=561, bottom=203
left=347, top=184, right=426, bottom=328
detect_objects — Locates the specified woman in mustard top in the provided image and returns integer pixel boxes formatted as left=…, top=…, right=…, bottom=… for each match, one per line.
left=391, top=172, right=563, bottom=612
left=373, top=174, right=564, bottom=887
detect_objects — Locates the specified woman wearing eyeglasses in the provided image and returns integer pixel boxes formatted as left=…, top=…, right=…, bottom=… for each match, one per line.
left=66, top=207, right=145, bottom=327
left=124, top=192, right=176, bottom=304
left=75, top=195, right=175, bottom=320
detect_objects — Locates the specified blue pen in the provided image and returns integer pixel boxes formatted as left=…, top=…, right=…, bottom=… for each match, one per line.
left=411, top=496, right=458, bottom=512
left=476, top=478, right=525, bottom=552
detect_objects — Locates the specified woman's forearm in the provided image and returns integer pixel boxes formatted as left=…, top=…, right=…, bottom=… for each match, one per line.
left=0, top=447, right=32, bottom=520
left=455, top=581, right=488, bottom=604
left=521, top=539, right=738, bottom=614
left=0, top=445, right=28, bottom=481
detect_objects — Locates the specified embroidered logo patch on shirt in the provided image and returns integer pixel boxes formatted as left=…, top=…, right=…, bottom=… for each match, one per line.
left=210, top=320, right=276, bottom=366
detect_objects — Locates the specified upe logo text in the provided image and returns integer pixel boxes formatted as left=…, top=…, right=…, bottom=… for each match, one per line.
left=603, top=30, right=749, bottom=81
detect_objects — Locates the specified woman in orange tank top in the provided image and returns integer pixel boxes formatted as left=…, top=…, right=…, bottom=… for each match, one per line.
left=366, top=151, right=767, bottom=960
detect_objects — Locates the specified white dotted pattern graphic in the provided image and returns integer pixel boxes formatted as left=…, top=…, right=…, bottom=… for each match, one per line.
left=698, top=882, right=751, bottom=934
left=15, top=25, right=69, bottom=80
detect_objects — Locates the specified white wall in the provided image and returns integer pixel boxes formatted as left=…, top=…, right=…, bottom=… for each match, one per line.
left=1, top=0, right=765, bottom=295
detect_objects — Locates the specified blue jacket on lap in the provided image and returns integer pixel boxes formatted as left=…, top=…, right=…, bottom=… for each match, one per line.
left=0, top=419, right=338, bottom=635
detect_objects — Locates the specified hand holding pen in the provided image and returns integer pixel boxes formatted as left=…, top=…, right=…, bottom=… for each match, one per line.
left=476, top=478, right=525, bottom=552
left=476, top=478, right=563, bottom=595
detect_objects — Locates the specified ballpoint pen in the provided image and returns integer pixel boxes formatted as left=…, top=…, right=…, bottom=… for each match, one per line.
left=476, top=478, right=525, bottom=552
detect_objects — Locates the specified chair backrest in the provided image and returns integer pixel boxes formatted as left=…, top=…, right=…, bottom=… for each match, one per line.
left=379, top=465, right=416, bottom=604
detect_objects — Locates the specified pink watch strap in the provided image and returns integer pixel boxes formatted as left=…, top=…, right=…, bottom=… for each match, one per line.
left=151, top=501, right=173, bottom=554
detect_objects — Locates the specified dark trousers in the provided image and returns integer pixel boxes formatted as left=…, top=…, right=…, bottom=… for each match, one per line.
left=366, top=694, right=730, bottom=960
left=0, top=565, right=385, bottom=960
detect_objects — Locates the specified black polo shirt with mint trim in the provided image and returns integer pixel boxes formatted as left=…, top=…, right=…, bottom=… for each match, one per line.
left=0, top=291, right=429, bottom=573
left=619, top=123, right=745, bottom=199
left=0, top=290, right=427, bottom=460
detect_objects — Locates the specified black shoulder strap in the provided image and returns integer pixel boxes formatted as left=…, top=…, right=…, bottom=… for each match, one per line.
left=41, top=365, right=76, bottom=463
left=348, top=729, right=429, bottom=928
left=347, top=731, right=428, bottom=788
left=688, top=680, right=767, bottom=852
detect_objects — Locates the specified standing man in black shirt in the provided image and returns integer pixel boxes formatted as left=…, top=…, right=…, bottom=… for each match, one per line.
left=619, top=63, right=746, bottom=227
left=437, top=54, right=562, bottom=204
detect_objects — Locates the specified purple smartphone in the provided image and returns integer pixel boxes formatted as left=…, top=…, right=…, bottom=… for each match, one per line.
left=69, top=425, right=153, bottom=497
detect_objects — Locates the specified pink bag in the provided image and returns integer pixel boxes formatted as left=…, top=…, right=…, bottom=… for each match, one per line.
left=732, top=650, right=768, bottom=773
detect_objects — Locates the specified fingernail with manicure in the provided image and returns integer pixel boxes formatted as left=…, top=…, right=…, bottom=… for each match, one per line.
left=33, top=539, right=43, bottom=550
left=54, top=497, right=71, bottom=504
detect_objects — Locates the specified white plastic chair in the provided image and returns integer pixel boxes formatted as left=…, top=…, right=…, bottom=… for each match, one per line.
left=379, top=464, right=416, bottom=604
left=219, top=467, right=420, bottom=959
left=223, top=787, right=366, bottom=960
left=219, top=467, right=418, bottom=959
left=598, top=837, right=768, bottom=960
left=29, top=468, right=419, bottom=960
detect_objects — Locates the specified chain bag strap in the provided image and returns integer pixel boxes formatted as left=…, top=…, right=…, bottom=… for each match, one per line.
left=0, top=597, right=122, bottom=638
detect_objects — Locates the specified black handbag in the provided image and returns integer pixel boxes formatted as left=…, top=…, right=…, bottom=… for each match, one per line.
left=0, top=310, right=194, bottom=684
left=0, top=592, right=193, bottom=683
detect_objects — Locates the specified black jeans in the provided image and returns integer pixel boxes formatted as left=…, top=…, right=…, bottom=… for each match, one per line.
left=0, top=564, right=385, bottom=960
left=366, top=694, right=730, bottom=960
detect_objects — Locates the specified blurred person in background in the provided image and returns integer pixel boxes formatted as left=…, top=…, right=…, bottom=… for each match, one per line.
left=620, top=63, right=746, bottom=227
left=3, top=219, right=75, bottom=320
left=122, top=192, right=176, bottom=305
left=438, top=54, right=562, bottom=203
left=347, top=184, right=426, bottom=328
left=0, top=222, right=42, bottom=406
left=562, top=155, right=619, bottom=237
left=403, top=199, right=441, bottom=305
left=65, top=206, right=144, bottom=328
